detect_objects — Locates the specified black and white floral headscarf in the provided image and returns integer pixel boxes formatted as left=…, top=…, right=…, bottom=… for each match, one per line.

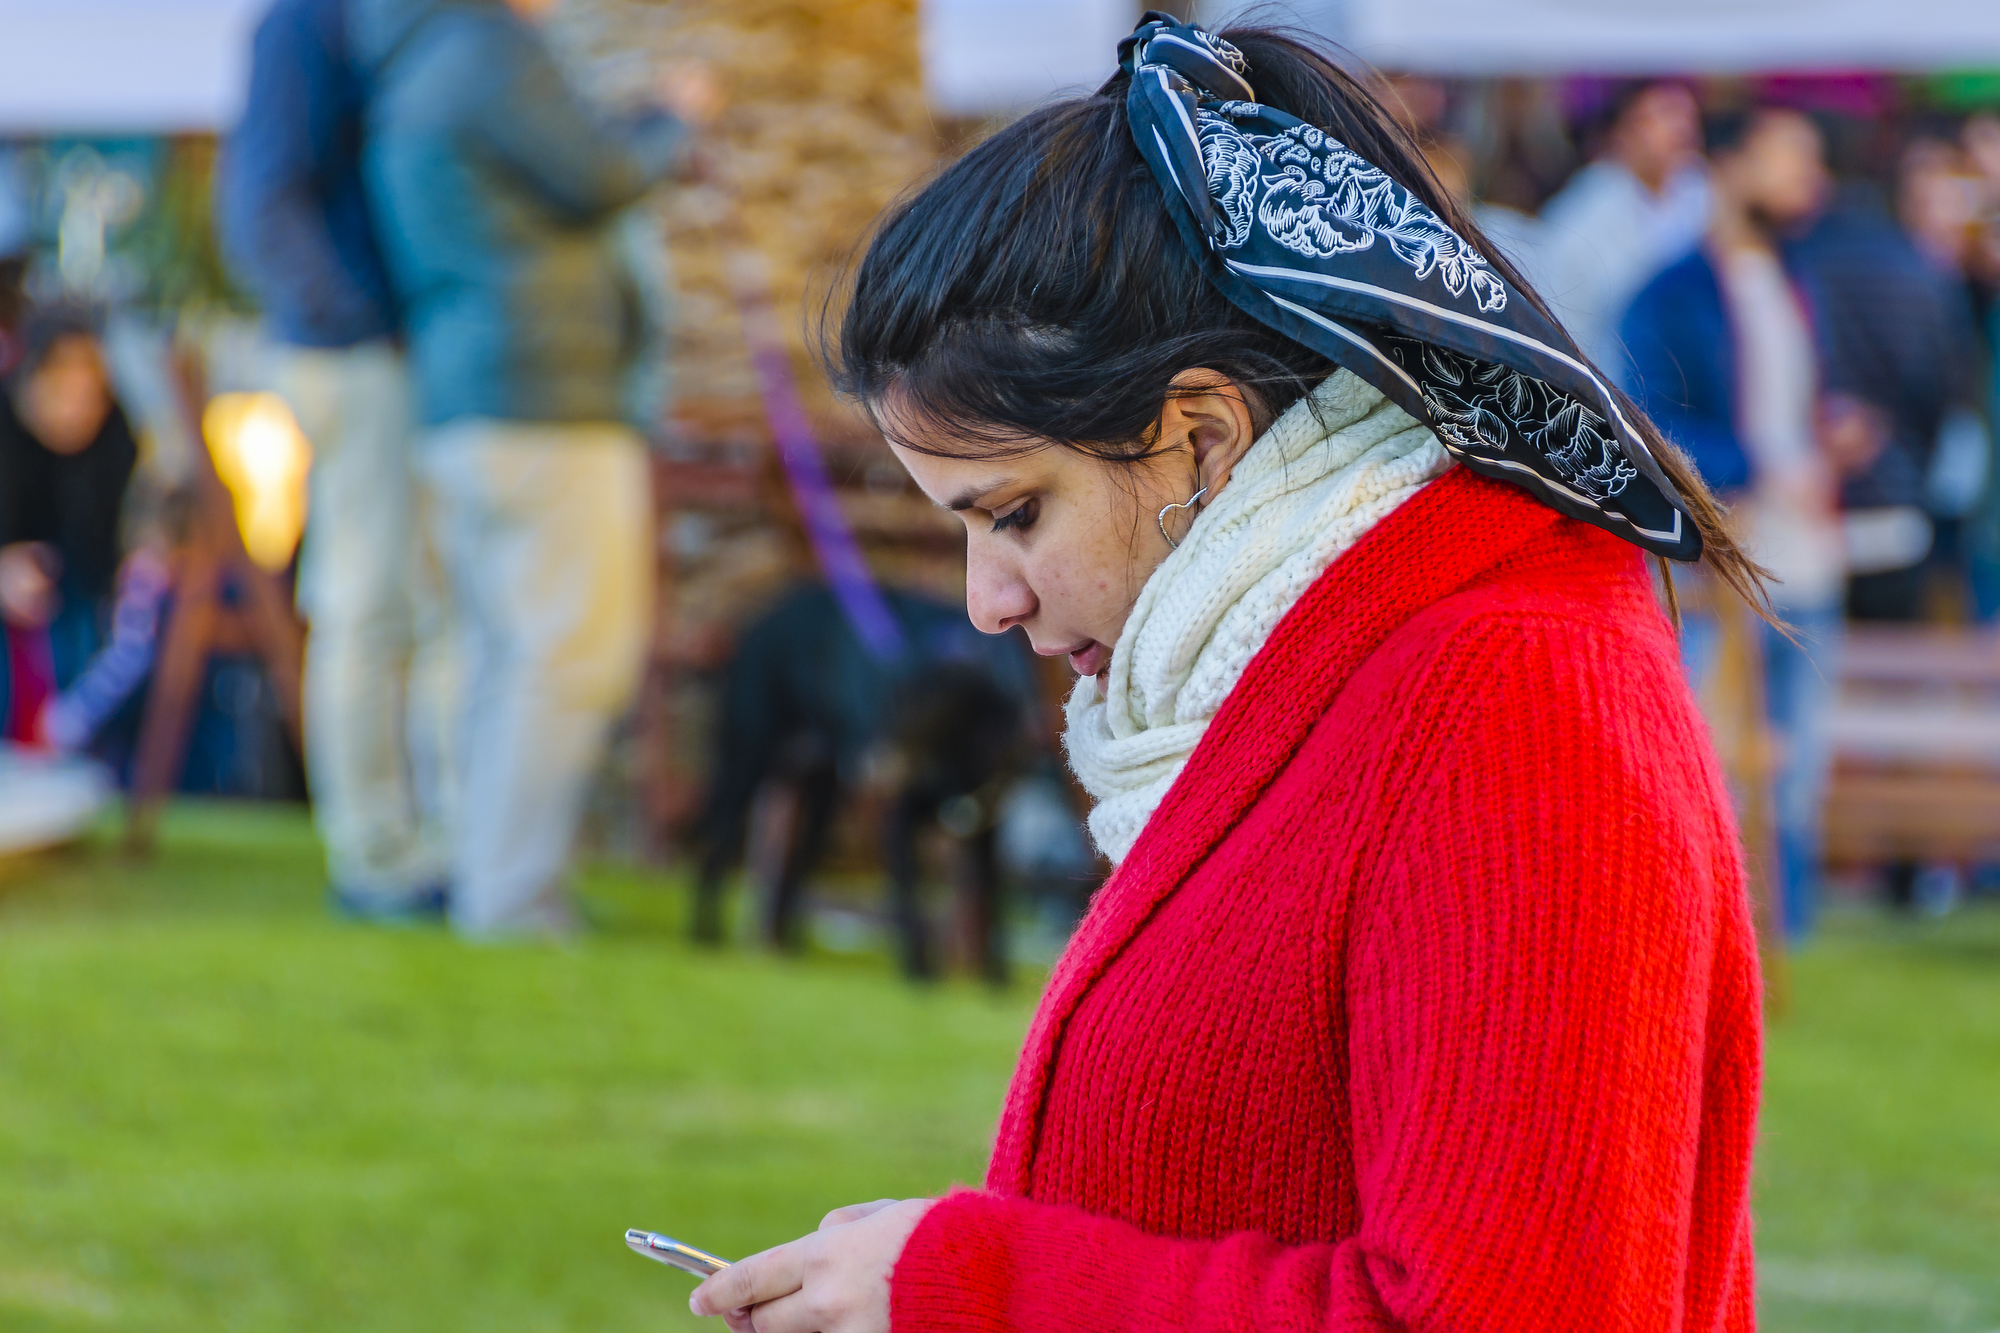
left=1118, top=13, right=1701, bottom=560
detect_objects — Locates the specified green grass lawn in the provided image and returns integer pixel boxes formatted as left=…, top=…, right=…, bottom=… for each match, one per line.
left=1756, top=907, right=2000, bottom=1332
left=1, top=802, right=1996, bottom=1331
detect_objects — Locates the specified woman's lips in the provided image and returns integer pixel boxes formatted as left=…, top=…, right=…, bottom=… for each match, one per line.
left=1035, top=638, right=1113, bottom=677
left=1067, top=641, right=1113, bottom=677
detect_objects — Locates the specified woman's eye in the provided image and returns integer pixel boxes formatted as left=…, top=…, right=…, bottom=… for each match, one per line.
left=990, top=498, right=1038, bottom=534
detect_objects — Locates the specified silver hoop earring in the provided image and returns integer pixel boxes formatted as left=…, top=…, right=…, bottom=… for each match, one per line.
left=1157, top=486, right=1208, bottom=550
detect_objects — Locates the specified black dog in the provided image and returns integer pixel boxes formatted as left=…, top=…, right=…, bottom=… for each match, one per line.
left=693, top=583, right=1035, bottom=981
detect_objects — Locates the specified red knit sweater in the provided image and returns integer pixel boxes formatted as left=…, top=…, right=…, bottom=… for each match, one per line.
left=891, top=468, right=1761, bottom=1332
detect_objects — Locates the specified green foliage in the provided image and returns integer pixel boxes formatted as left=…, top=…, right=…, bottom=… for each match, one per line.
left=1, top=804, right=1995, bottom=1331
left=119, top=137, right=249, bottom=318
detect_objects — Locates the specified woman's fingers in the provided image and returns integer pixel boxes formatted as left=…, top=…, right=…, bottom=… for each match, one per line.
left=689, top=1243, right=804, bottom=1319
left=819, top=1198, right=901, bottom=1231
left=690, top=1200, right=930, bottom=1333
left=736, top=1289, right=820, bottom=1333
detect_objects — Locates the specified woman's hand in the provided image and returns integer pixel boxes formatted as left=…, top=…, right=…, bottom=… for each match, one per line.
left=0, top=542, right=58, bottom=628
left=656, top=60, right=726, bottom=130
left=688, top=1197, right=935, bottom=1333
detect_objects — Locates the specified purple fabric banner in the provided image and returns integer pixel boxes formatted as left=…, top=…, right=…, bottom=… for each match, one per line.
left=730, top=250, right=907, bottom=663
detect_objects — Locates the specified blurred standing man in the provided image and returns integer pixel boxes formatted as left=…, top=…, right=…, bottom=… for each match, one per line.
left=1795, top=127, right=1985, bottom=622
left=1621, top=107, right=1881, bottom=941
left=220, top=0, right=451, bottom=921
left=349, top=0, right=718, bottom=938
left=1531, top=81, right=1711, bottom=375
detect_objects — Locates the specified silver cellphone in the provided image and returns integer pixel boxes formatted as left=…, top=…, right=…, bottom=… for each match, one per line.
left=625, top=1229, right=732, bottom=1277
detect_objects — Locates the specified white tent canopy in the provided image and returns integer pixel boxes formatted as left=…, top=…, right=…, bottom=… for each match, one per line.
left=1212, top=0, right=2000, bottom=75
left=922, top=0, right=2000, bottom=119
left=0, top=0, right=264, bottom=134
left=918, top=0, right=1131, bottom=118
left=9, top=0, right=2000, bottom=137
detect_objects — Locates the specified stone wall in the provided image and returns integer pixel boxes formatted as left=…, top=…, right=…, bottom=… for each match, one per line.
left=554, top=0, right=942, bottom=421
left=552, top=0, right=972, bottom=849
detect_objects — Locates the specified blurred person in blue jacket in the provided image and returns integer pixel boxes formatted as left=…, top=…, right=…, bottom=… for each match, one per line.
left=348, top=0, right=719, bottom=939
left=1794, top=120, right=1986, bottom=621
left=1621, top=106, right=1883, bottom=941
left=1894, top=133, right=1996, bottom=629
left=1960, top=114, right=2000, bottom=622
left=219, top=0, right=452, bottom=923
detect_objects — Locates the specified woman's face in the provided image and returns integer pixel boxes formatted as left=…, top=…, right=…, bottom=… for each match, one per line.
left=21, top=333, right=112, bottom=456
left=881, top=374, right=1258, bottom=679
left=1725, top=110, right=1828, bottom=230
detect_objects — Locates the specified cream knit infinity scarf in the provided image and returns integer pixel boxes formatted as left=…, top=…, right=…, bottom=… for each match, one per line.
left=1063, top=370, right=1449, bottom=862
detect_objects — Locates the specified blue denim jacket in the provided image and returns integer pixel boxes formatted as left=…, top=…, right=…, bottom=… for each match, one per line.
left=348, top=0, right=687, bottom=427
left=1617, top=244, right=1834, bottom=495
left=218, top=0, right=399, bottom=349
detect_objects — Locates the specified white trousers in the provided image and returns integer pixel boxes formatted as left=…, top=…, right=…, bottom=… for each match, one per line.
left=418, top=419, right=653, bottom=938
left=275, top=341, right=452, bottom=899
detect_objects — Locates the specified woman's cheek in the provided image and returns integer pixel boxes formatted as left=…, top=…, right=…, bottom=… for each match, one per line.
left=1028, top=549, right=1107, bottom=639
left=1021, top=551, right=1067, bottom=621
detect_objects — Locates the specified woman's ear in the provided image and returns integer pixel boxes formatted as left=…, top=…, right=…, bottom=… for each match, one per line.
left=1160, top=368, right=1258, bottom=499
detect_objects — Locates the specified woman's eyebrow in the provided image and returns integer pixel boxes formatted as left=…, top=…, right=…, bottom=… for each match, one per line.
left=944, top=478, right=1017, bottom=511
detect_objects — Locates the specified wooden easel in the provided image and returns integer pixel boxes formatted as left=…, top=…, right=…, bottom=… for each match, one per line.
left=124, top=348, right=304, bottom=854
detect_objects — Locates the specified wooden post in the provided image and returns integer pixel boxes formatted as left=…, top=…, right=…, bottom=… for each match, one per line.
left=1684, top=569, right=1789, bottom=1014
left=125, top=347, right=305, bottom=855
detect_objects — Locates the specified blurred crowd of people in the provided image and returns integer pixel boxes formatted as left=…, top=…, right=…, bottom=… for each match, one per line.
left=1, top=0, right=1068, bottom=970
left=1413, top=77, right=2000, bottom=936
left=218, top=0, right=719, bottom=936
left=7, top=11, right=2000, bottom=949
left=1, top=0, right=718, bottom=937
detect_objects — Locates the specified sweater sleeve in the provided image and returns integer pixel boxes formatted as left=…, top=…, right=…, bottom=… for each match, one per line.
left=890, top=609, right=1750, bottom=1332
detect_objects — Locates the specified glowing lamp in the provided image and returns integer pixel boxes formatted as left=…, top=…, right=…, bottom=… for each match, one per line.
left=201, top=392, right=313, bottom=571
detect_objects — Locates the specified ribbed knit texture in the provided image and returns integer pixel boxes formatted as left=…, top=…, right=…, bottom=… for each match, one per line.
left=1064, top=370, right=1446, bottom=861
left=892, top=468, right=1762, bottom=1333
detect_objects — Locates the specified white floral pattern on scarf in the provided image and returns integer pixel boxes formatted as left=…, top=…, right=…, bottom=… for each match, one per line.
left=1199, top=112, right=1509, bottom=313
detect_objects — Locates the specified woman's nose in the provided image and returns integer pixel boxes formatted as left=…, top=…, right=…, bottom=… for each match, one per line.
left=965, top=552, right=1035, bottom=635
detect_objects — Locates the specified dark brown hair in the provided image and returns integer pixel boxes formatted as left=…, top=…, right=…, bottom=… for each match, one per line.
left=827, top=26, right=1769, bottom=616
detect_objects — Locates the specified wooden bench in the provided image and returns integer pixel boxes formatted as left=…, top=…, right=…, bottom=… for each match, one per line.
left=1824, top=625, right=2000, bottom=865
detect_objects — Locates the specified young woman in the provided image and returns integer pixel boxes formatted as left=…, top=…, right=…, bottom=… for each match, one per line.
left=690, top=16, right=1762, bottom=1332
